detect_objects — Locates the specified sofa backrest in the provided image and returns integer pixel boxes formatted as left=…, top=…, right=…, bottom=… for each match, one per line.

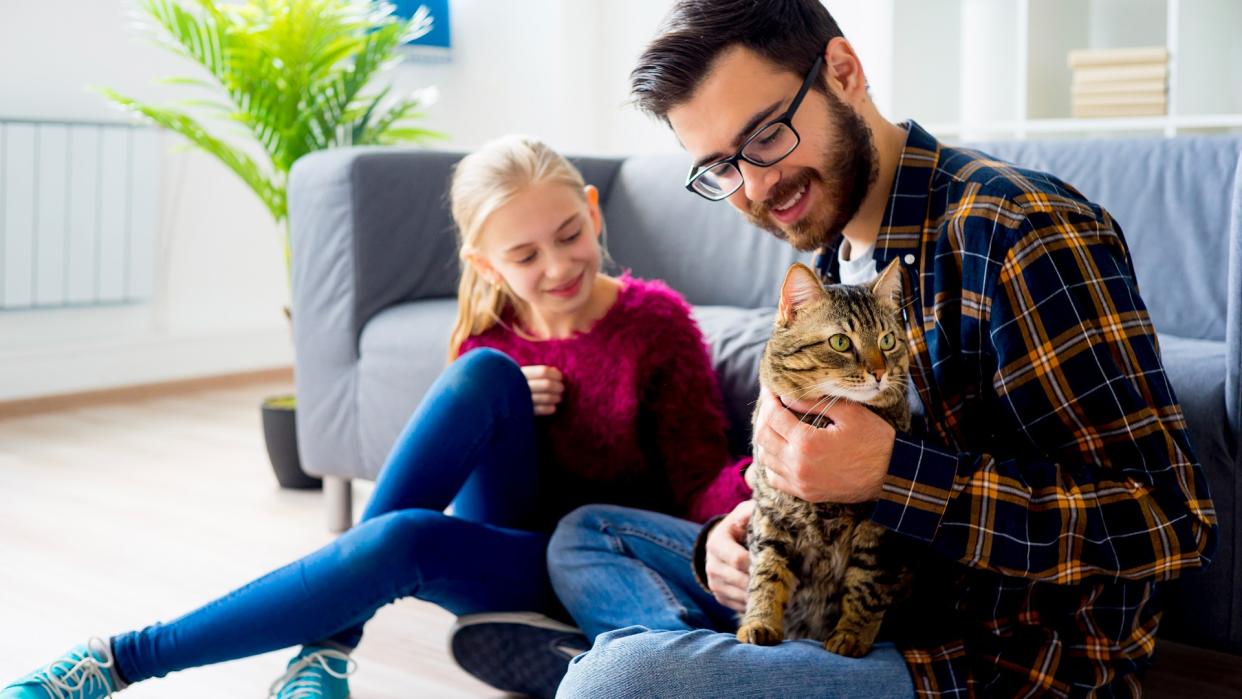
left=600, top=154, right=814, bottom=309
left=968, top=135, right=1242, bottom=343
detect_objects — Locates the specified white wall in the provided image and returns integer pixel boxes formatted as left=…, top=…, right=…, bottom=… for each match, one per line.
left=0, top=0, right=893, bottom=401
left=0, top=0, right=680, bottom=401
left=0, top=1, right=294, bottom=401
left=387, top=0, right=680, bottom=156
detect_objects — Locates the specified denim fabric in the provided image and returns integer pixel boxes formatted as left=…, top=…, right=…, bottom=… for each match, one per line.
left=111, top=349, right=563, bottom=683
left=547, top=505, right=914, bottom=699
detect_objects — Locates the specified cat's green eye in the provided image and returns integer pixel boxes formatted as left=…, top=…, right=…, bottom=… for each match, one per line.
left=828, top=334, right=852, bottom=352
left=879, top=332, right=896, bottom=351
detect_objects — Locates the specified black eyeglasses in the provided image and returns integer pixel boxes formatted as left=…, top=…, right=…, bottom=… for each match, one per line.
left=684, top=50, right=825, bottom=202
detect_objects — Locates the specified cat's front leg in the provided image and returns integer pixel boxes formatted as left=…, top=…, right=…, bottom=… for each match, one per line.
left=736, top=506, right=798, bottom=646
left=824, top=521, right=908, bottom=657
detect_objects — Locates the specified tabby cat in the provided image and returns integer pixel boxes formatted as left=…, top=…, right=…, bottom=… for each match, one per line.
left=737, top=259, right=911, bottom=658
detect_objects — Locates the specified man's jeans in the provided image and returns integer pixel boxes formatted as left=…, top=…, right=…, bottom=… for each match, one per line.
left=547, top=505, right=915, bottom=698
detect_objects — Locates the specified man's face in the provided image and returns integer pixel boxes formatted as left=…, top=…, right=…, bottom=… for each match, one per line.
left=668, top=46, right=878, bottom=251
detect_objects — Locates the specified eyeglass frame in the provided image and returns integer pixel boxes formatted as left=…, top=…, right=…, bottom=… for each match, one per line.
left=683, top=48, right=826, bottom=202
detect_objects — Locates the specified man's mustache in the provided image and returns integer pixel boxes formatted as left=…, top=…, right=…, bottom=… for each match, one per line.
left=748, top=169, right=816, bottom=218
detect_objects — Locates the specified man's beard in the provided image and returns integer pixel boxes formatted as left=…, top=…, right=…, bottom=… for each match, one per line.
left=746, top=90, right=879, bottom=252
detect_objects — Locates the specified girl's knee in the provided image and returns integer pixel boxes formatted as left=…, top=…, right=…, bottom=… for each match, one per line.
left=445, top=348, right=529, bottom=408
left=337, top=509, right=446, bottom=569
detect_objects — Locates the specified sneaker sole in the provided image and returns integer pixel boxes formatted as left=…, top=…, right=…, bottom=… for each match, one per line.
left=449, top=613, right=589, bottom=699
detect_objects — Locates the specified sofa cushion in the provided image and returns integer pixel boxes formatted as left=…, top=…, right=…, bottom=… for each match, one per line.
left=968, top=136, right=1242, bottom=343
left=356, top=299, right=457, bottom=478
left=692, top=305, right=775, bottom=455
left=1146, top=334, right=1236, bottom=651
left=602, top=154, right=815, bottom=309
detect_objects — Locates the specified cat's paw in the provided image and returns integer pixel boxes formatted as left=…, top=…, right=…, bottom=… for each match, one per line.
left=823, top=630, right=873, bottom=657
left=736, top=621, right=784, bottom=646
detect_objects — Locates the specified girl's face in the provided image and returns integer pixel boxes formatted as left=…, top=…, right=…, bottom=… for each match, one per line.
left=473, top=181, right=604, bottom=318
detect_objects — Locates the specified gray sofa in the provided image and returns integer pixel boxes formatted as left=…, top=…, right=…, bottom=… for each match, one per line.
left=288, top=135, right=1241, bottom=664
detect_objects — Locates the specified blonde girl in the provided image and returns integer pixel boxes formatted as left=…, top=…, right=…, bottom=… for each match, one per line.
left=6, top=136, right=750, bottom=699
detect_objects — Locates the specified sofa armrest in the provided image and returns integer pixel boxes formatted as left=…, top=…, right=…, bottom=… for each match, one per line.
left=1227, top=155, right=1242, bottom=452
left=287, top=147, right=464, bottom=478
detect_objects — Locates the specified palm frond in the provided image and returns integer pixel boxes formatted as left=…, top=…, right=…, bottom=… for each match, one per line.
left=100, top=88, right=285, bottom=221
left=102, top=0, right=442, bottom=285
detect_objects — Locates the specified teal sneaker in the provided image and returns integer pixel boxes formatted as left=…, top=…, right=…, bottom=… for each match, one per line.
left=267, top=645, right=356, bottom=699
left=1, top=637, right=123, bottom=698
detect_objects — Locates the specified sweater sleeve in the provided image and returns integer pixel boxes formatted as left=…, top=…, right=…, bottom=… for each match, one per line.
left=638, top=289, right=749, bottom=523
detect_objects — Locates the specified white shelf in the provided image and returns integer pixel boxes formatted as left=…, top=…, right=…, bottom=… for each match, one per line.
left=927, top=114, right=1242, bottom=139
left=876, top=0, right=1242, bottom=141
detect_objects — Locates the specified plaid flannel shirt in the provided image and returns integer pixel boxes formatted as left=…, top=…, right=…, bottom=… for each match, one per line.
left=810, top=122, right=1218, bottom=697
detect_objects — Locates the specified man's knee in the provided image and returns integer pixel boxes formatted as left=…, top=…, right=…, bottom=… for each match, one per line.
left=556, top=626, right=667, bottom=699
left=548, top=504, right=630, bottom=562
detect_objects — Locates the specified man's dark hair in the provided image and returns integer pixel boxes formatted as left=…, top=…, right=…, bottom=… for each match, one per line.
left=630, top=0, right=845, bottom=120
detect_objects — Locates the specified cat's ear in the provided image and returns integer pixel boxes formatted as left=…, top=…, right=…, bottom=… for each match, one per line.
left=778, top=263, right=826, bottom=325
left=871, top=258, right=904, bottom=311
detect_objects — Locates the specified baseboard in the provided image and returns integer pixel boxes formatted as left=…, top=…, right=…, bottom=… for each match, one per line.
left=0, top=366, right=294, bottom=419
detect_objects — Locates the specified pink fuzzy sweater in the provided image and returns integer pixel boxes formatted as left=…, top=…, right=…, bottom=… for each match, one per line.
left=460, top=275, right=751, bottom=523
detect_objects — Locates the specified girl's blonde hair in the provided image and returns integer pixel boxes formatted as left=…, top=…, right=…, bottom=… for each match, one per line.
left=447, top=135, right=590, bottom=361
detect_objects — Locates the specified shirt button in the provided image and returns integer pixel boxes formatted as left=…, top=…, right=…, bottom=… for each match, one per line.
left=904, top=254, right=916, bottom=265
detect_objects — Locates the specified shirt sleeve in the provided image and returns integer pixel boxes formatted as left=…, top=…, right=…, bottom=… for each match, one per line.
left=639, top=293, right=748, bottom=524
left=871, top=207, right=1217, bottom=584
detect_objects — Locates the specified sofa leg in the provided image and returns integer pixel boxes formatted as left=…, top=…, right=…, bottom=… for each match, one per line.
left=324, top=476, right=353, bottom=533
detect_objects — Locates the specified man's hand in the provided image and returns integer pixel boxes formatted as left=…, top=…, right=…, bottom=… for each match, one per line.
left=705, top=500, right=754, bottom=613
left=752, top=387, right=895, bottom=503
left=521, top=365, right=564, bottom=416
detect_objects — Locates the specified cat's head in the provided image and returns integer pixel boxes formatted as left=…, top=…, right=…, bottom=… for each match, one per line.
left=762, top=260, right=909, bottom=408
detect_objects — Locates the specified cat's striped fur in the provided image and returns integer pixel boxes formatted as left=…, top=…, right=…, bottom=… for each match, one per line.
left=737, top=260, right=912, bottom=657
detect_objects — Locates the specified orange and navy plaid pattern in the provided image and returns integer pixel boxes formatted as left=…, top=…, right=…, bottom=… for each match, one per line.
left=813, top=122, right=1217, bottom=697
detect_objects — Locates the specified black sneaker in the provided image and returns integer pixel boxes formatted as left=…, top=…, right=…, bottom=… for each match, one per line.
left=449, top=612, right=589, bottom=699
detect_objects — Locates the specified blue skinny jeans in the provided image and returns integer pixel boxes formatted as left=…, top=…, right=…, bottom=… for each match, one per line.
left=111, top=348, right=563, bottom=683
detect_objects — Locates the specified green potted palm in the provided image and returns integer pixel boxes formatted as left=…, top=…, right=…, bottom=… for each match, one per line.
left=102, top=0, right=444, bottom=489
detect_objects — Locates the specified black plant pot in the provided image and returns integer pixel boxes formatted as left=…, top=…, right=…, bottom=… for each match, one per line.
left=261, top=395, right=322, bottom=490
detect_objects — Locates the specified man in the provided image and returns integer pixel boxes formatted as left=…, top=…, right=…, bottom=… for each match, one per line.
left=548, top=1, right=1217, bottom=696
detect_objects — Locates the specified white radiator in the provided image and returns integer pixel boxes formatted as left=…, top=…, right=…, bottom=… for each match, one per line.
left=0, top=120, right=159, bottom=310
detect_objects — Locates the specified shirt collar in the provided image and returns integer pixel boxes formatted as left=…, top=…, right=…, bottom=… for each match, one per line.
left=814, top=120, right=941, bottom=281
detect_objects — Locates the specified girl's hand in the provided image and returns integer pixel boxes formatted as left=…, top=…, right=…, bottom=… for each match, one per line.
left=522, top=365, right=565, bottom=416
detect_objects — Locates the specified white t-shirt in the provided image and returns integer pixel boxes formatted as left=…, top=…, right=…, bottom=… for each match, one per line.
left=837, top=238, right=880, bottom=285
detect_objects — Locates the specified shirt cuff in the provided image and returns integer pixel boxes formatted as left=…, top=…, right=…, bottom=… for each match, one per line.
left=871, top=432, right=959, bottom=543
left=691, top=514, right=726, bottom=593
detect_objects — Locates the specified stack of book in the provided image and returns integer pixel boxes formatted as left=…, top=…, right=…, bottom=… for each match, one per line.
left=1068, top=46, right=1169, bottom=118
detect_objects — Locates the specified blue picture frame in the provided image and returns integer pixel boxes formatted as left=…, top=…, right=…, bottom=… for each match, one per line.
left=392, top=0, right=450, bottom=49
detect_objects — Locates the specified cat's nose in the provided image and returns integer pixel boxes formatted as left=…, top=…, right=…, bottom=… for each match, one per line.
left=871, top=369, right=885, bottom=383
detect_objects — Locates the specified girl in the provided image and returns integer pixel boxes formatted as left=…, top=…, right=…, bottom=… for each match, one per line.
left=3, top=136, right=750, bottom=699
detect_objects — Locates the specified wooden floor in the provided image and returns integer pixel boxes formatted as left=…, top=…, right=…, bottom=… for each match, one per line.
left=0, top=378, right=506, bottom=698
left=5, top=376, right=1239, bottom=697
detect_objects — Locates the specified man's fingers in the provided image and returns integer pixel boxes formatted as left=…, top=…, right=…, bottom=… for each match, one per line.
left=706, top=561, right=749, bottom=612
left=766, top=392, right=809, bottom=439
left=752, top=418, right=789, bottom=456
left=713, top=586, right=748, bottom=613
left=725, top=501, right=755, bottom=533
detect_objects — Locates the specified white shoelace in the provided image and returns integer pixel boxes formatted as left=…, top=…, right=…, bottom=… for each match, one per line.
left=38, top=637, right=116, bottom=699
left=267, top=648, right=357, bottom=699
